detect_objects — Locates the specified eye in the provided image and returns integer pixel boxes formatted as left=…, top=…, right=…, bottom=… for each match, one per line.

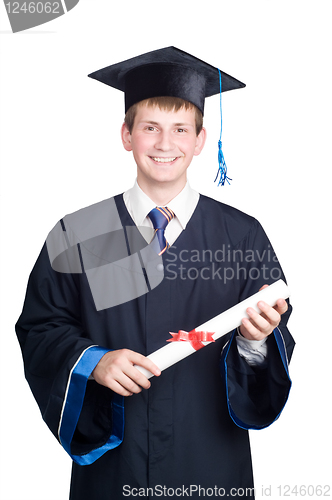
left=176, top=128, right=186, bottom=133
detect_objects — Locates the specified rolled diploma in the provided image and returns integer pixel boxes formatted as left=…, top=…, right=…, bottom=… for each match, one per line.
left=136, top=279, right=290, bottom=379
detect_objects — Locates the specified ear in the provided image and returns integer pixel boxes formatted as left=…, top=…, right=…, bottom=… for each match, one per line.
left=121, top=122, right=132, bottom=152
left=194, top=127, right=207, bottom=156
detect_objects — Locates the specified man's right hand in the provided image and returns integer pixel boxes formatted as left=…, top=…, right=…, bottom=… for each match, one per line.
left=92, top=349, right=161, bottom=396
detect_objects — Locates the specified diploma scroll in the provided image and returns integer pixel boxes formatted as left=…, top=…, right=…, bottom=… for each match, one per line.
left=136, top=279, right=290, bottom=379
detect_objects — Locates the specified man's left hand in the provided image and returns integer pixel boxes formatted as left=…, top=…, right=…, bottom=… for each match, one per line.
left=239, top=284, right=288, bottom=341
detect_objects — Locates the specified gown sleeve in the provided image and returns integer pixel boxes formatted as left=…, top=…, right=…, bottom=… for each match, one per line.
left=220, top=219, right=295, bottom=429
left=16, top=233, right=125, bottom=466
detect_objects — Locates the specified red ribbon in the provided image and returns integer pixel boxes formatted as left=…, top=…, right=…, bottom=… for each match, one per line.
left=167, top=329, right=215, bottom=351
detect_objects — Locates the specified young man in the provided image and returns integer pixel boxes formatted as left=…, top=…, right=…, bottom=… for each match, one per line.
left=16, top=47, right=294, bottom=499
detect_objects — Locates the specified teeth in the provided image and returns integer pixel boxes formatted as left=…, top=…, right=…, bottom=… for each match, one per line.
left=151, top=157, right=177, bottom=163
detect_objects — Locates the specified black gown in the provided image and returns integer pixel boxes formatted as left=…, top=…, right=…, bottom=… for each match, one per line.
left=16, top=194, right=294, bottom=500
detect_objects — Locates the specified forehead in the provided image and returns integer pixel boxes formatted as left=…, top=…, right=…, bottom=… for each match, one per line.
left=134, top=103, right=196, bottom=125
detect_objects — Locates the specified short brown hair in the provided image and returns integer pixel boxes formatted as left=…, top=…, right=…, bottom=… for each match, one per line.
left=124, top=96, right=203, bottom=136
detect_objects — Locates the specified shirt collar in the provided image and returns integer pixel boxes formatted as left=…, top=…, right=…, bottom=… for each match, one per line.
left=166, top=182, right=199, bottom=229
left=124, top=180, right=199, bottom=229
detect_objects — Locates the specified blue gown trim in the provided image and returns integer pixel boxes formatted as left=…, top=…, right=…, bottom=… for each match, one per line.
left=58, top=346, right=125, bottom=465
left=221, top=328, right=292, bottom=431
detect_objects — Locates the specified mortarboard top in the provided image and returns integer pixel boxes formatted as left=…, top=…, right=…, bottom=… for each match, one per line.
left=88, top=46, right=245, bottom=115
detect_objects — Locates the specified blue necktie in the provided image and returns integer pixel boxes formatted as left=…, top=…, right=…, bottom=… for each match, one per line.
left=148, top=207, right=175, bottom=255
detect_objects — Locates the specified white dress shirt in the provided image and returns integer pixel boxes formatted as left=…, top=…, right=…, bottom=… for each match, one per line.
left=123, top=180, right=267, bottom=366
left=123, top=180, right=199, bottom=246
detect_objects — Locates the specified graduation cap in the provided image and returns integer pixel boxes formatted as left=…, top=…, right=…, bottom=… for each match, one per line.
left=88, top=46, right=245, bottom=186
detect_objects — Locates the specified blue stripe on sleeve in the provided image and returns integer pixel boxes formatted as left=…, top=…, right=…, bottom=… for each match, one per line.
left=59, top=346, right=124, bottom=465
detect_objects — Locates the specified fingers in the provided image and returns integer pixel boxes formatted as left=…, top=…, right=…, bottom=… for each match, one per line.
left=105, top=354, right=151, bottom=396
left=130, top=351, right=162, bottom=378
left=274, top=298, right=288, bottom=315
left=92, top=349, right=161, bottom=397
left=240, top=297, right=288, bottom=341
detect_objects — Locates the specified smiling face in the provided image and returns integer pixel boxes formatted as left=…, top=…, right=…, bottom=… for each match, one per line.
left=121, top=102, right=206, bottom=199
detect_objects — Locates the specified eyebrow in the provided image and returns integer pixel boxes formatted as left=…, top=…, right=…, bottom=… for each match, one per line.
left=174, top=122, right=193, bottom=127
left=140, top=120, right=194, bottom=127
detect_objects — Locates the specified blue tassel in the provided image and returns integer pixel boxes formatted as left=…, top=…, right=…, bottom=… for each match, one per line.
left=215, top=139, right=232, bottom=186
left=215, top=69, right=232, bottom=186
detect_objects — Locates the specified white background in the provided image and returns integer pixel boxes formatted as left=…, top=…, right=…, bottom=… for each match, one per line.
left=0, top=1, right=331, bottom=498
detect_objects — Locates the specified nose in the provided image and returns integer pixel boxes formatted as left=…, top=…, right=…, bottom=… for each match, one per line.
left=155, top=131, right=174, bottom=151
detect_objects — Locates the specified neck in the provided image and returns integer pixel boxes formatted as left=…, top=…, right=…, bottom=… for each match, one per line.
left=137, top=177, right=187, bottom=206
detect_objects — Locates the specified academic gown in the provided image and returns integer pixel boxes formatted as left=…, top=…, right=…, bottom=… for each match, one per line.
left=16, top=194, right=295, bottom=500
